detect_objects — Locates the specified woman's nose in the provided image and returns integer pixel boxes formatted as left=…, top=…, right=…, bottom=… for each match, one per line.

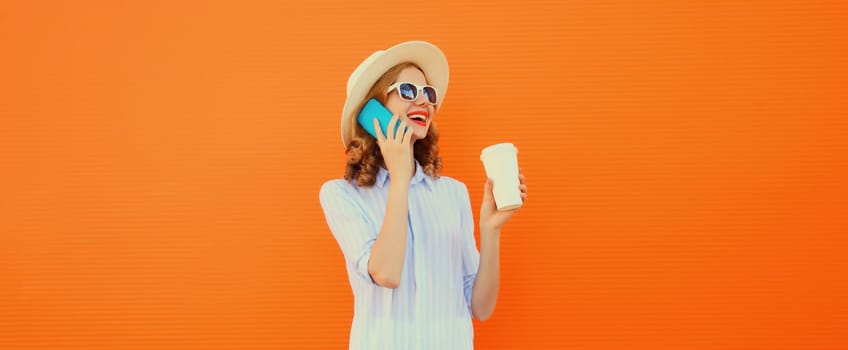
left=413, top=91, right=428, bottom=106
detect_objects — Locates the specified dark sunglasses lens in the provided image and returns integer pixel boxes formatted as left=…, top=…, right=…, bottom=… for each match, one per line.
left=398, top=83, right=417, bottom=101
left=423, top=86, right=437, bottom=104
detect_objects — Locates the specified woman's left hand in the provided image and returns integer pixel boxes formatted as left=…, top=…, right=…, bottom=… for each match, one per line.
left=479, top=170, right=527, bottom=235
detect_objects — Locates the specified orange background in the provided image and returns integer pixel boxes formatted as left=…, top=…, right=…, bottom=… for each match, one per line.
left=2, top=1, right=847, bottom=349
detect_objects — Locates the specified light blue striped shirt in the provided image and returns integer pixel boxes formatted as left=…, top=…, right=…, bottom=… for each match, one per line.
left=319, top=161, right=481, bottom=350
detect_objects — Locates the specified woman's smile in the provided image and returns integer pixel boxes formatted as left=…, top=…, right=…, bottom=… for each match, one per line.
left=407, top=110, right=429, bottom=126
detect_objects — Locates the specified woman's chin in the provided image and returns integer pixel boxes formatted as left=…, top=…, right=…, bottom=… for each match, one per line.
left=409, top=125, right=428, bottom=141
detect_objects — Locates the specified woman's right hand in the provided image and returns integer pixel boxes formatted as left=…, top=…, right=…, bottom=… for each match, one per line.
left=374, top=114, right=414, bottom=182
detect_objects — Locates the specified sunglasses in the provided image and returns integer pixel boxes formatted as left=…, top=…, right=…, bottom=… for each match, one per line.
left=386, top=82, right=438, bottom=105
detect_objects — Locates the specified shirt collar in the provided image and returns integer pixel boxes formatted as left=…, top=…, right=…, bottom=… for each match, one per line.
left=376, top=160, right=434, bottom=192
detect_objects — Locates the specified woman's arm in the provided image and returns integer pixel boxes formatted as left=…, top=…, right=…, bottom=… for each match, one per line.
left=471, top=173, right=527, bottom=320
left=367, top=180, right=409, bottom=288
left=470, top=227, right=502, bottom=320
left=367, top=115, right=414, bottom=289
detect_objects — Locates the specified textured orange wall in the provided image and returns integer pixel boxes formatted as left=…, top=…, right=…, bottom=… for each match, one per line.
left=2, top=1, right=846, bottom=349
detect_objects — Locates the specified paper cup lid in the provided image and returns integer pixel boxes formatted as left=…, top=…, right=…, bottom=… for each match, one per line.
left=480, top=143, right=518, bottom=160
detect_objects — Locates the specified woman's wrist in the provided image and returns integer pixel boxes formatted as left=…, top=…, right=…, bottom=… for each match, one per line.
left=480, top=226, right=502, bottom=239
left=388, top=180, right=411, bottom=194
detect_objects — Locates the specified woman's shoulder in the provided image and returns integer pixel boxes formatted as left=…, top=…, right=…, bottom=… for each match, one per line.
left=434, top=174, right=463, bottom=185
left=432, top=175, right=470, bottom=194
left=319, top=178, right=356, bottom=201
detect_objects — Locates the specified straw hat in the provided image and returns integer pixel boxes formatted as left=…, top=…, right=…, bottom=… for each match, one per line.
left=340, top=40, right=449, bottom=147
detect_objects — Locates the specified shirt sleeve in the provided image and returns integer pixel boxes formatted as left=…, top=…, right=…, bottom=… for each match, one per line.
left=319, top=180, right=381, bottom=286
left=459, top=183, right=481, bottom=315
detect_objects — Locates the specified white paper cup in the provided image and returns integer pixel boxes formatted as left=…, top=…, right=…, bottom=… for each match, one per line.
left=480, top=143, right=522, bottom=211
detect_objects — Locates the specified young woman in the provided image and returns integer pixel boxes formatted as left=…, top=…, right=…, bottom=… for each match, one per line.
left=319, top=41, right=528, bottom=349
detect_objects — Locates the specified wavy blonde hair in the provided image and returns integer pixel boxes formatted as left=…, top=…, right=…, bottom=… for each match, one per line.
left=344, top=62, right=442, bottom=187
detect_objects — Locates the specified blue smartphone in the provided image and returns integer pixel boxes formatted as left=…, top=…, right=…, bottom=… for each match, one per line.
left=357, top=98, right=401, bottom=139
